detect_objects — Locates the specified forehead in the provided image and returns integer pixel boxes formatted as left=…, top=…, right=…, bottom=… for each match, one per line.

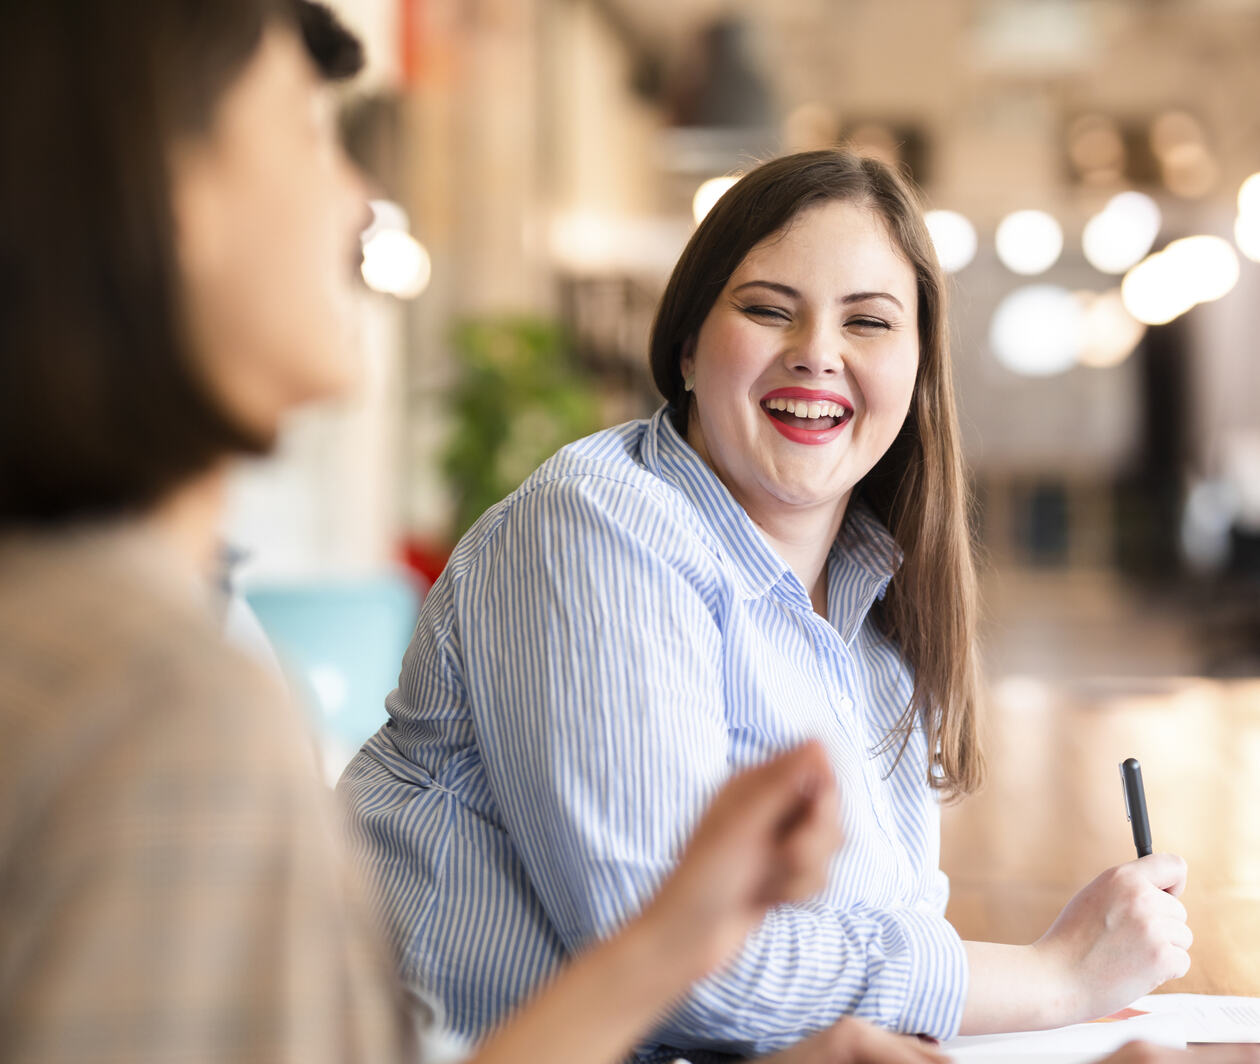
left=210, top=26, right=321, bottom=131
left=731, top=200, right=915, bottom=297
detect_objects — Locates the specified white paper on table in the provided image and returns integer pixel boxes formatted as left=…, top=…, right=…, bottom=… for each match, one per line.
left=944, top=993, right=1260, bottom=1062
left=1131, top=993, right=1260, bottom=1043
left=943, top=1009, right=1185, bottom=1063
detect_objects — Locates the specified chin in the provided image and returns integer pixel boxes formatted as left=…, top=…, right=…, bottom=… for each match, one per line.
left=304, top=319, right=362, bottom=394
left=308, top=355, right=361, bottom=401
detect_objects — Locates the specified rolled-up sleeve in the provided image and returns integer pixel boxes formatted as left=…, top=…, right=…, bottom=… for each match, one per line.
left=661, top=904, right=967, bottom=1050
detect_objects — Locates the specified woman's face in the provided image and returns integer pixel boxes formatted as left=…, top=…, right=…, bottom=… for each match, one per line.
left=171, top=25, right=368, bottom=438
left=681, top=199, right=920, bottom=530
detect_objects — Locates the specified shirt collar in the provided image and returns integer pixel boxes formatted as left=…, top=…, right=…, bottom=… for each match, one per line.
left=827, top=499, right=903, bottom=644
left=640, top=405, right=903, bottom=639
left=641, top=405, right=792, bottom=601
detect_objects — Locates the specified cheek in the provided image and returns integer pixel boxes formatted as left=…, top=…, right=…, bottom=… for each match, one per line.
left=862, top=346, right=919, bottom=418
left=695, top=317, right=767, bottom=387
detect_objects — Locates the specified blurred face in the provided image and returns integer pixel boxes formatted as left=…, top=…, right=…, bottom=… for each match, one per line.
left=681, top=199, right=919, bottom=533
left=171, top=25, right=368, bottom=437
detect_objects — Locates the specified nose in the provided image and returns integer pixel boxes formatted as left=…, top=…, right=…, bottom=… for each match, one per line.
left=785, top=319, right=845, bottom=377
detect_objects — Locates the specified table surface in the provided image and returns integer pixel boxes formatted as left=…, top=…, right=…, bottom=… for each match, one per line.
left=940, top=676, right=1260, bottom=998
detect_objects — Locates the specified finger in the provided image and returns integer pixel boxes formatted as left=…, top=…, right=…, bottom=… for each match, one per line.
left=1151, top=890, right=1189, bottom=925
left=1188, top=1044, right=1260, bottom=1062
left=1159, top=916, right=1193, bottom=952
left=770, top=825, right=835, bottom=894
left=780, top=780, right=843, bottom=860
left=758, top=742, right=839, bottom=846
left=1161, top=944, right=1191, bottom=981
left=701, top=742, right=831, bottom=844
left=763, top=778, right=844, bottom=902
left=1100, top=1044, right=1173, bottom=1063
left=849, top=1021, right=950, bottom=1063
left=771, top=744, right=840, bottom=843
left=755, top=814, right=839, bottom=902
left=1134, top=853, right=1188, bottom=895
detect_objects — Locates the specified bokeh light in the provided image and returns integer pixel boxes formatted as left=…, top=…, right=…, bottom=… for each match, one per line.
left=1234, top=173, right=1260, bottom=263
left=924, top=209, right=978, bottom=273
left=692, top=176, right=740, bottom=225
left=990, top=285, right=1083, bottom=376
left=1121, top=235, right=1239, bottom=326
left=360, top=199, right=431, bottom=300
left=1150, top=110, right=1217, bottom=199
left=1121, top=252, right=1194, bottom=326
left=1150, top=109, right=1206, bottom=159
left=1067, top=114, right=1126, bottom=185
left=1238, top=172, right=1260, bottom=217
left=1081, top=191, right=1162, bottom=274
left=1235, top=213, right=1260, bottom=263
left=995, top=210, right=1064, bottom=275
left=361, top=230, right=432, bottom=299
left=1170, top=235, right=1241, bottom=303
left=1075, top=289, right=1146, bottom=369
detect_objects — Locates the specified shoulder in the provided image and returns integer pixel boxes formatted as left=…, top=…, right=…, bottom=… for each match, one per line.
left=0, top=530, right=311, bottom=843
left=444, top=419, right=718, bottom=578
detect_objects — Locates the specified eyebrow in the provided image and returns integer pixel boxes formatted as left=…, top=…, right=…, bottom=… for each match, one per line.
left=731, top=280, right=905, bottom=311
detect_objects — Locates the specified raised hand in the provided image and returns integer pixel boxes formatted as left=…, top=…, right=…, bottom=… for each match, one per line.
left=644, top=740, right=843, bottom=980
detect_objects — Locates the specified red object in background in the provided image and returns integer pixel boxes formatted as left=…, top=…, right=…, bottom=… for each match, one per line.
left=400, top=536, right=451, bottom=587
left=399, top=0, right=419, bottom=86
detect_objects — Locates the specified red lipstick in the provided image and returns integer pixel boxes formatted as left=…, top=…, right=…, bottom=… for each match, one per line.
left=759, top=388, right=853, bottom=446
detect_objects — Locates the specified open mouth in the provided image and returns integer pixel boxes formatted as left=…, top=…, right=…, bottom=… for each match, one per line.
left=761, top=396, right=853, bottom=432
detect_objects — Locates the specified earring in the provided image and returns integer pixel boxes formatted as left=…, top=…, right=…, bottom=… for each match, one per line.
left=683, top=374, right=696, bottom=392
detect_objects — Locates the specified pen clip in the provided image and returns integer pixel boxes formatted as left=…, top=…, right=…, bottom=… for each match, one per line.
left=1120, top=763, right=1132, bottom=822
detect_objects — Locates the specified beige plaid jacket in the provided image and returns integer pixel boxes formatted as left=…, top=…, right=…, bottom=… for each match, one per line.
left=0, top=524, right=418, bottom=1063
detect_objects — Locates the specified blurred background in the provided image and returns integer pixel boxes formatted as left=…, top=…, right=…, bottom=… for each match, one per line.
left=228, top=0, right=1259, bottom=774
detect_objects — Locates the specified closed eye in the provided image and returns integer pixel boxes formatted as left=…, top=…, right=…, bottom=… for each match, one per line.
left=740, top=304, right=791, bottom=322
left=848, top=317, right=892, bottom=332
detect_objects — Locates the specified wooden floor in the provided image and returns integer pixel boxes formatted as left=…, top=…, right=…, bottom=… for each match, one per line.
left=941, top=566, right=1260, bottom=997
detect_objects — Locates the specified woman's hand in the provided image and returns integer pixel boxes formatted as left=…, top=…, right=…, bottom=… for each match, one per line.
left=961, top=854, right=1192, bottom=1034
left=756, top=1017, right=947, bottom=1063
left=1031, top=854, right=1192, bottom=1024
left=641, top=740, right=842, bottom=980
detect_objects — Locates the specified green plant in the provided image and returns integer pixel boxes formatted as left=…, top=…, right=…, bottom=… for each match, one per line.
left=442, top=316, right=602, bottom=536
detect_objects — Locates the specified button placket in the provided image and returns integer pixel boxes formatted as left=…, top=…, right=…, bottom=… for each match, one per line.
left=816, top=614, right=913, bottom=863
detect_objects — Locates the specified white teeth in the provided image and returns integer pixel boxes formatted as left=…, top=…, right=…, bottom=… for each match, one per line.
left=764, top=397, right=847, bottom=419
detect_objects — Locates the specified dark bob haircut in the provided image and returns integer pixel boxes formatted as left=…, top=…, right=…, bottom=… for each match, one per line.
left=649, top=149, right=984, bottom=796
left=0, top=2, right=362, bottom=527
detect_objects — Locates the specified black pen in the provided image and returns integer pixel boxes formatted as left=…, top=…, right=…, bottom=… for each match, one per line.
left=1120, top=757, right=1153, bottom=858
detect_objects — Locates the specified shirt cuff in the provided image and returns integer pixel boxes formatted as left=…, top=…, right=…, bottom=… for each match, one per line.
left=891, top=908, right=969, bottom=1040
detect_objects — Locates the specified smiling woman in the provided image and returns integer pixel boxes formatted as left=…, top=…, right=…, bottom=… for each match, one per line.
left=679, top=201, right=921, bottom=616
left=651, top=152, right=977, bottom=786
left=342, top=148, right=1196, bottom=1062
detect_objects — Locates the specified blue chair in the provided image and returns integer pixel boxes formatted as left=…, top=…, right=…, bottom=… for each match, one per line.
left=245, top=573, right=423, bottom=777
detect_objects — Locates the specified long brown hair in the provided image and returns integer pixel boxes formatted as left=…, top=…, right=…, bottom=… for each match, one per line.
left=649, top=149, right=984, bottom=797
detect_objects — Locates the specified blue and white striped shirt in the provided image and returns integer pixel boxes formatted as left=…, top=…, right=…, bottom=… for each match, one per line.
left=339, top=406, right=968, bottom=1061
